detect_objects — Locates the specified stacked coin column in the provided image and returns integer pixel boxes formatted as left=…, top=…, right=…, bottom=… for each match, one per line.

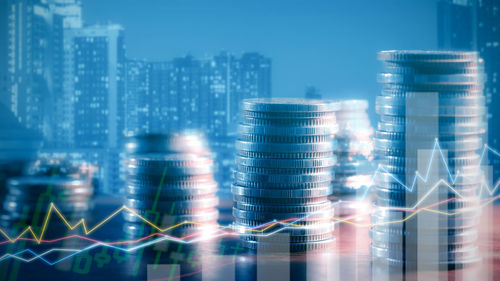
left=1, top=159, right=93, bottom=229
left=123, top=133, right=219, bottom=239
left=332, top=99, right=374, bottom=217
left=372, top=51, right=485, bottom=269
left=232, top=98, right=339, bottom=251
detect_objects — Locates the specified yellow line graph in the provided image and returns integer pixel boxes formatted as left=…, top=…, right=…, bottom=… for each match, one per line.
left=1, top=194, right=499, bottom=244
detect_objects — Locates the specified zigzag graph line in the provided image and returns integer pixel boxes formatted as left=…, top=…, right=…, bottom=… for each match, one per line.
left=1, top=139, right=500, bottom=265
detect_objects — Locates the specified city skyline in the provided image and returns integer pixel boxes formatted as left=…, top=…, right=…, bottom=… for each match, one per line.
left=82, top=0, right=438, bottom=115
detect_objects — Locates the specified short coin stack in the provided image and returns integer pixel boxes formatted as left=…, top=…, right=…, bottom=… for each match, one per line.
left=372, top=51, right=486, bottom=269
left=331, top=99, right=374, bottom=216
left=232, top=98, right=339, bottom=251
left=1, top=159, right=93, bottom=227
left=123, top=133, right=219, bottom=239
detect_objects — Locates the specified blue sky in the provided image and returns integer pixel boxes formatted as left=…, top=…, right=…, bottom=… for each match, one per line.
left=83, top=0, right=437, bottom=118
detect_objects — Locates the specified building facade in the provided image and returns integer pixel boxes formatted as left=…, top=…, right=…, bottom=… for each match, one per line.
left=6, top=0, right=82, bottom=143
left=437, top=0, right=500, bottom=184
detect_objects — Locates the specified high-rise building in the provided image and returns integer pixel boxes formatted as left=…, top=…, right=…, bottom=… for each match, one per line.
left=49, top=0, right=82, bottom=147
left=477, top=0, right=500, bottom=150
left=437, top=0, right=477, bottom=50
left=66, top=24, right=125, bottom=148
left=124, top=59, right=151, bottom=136
left=7, top=0, right=52, bottom=135
left=0, top=0, right=8, bottom=108
left=124, top=52, right=272, bottom=138
left=438, top=0, right=500, bottom=182
left=204, top=52, right=271, bottom=137
left=6, top=0, right=82, bottom=142
left=65, top=24, right=125, bottom=193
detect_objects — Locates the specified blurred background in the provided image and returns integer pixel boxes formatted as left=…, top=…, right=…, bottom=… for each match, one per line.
left=0, top=0, right=497, bottom=195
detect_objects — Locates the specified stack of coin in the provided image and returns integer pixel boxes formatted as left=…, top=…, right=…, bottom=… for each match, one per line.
left=232, top=98, right=339, bottom=251
left=1, top=159, right=93, bottom=226
left=372, top=50, right=486, bottom=269
left=123, top=133, right=219, bottom=239
left=331, top=99, right=374, bottom=216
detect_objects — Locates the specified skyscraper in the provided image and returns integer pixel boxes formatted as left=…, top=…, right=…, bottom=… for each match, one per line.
left=477, top=0, right=500, bottom=150
left=66, top=24, right=125, bottom=148
left=49, top=0, right=82, bottom=147
left=0, top=0, right=8, bottom=108
left=5, top=0, right=82, bottom=142
left=7, top=0, right=52, bottom=135
left=124, top=52, right=272, bottom=138
left=437, top=0, right=477, bottom=50
left=65, top=24, right=126, bottom=193
left=124, top=59, right=150, bottom=136
left=438, top=0, right=500, bottom=182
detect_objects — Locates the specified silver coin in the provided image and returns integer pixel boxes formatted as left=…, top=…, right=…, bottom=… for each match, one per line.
left=233, top=170, right=333, bottom=184
left=236, top=164, right=332, bottom=175
left=238, top=150, right=335, bottom=159
left=375, top=153, right=481, bottom=166
left=377, top=94, right=485, bottom=107
left=232, top=207, right=332, bottom=221
left=382, top=65, right=484, bottom=76
left=126, top=153, right=212, bottom=167
left=7, top=186, right=93, bottom=197
left=124, top=133, right=210, bottom=155
left=380, top=90, right=483, bottom=101
left=377, top=73, right=485, bottom=85
left=233, top=194, right=328, bottom=205
left=371, top=244, right=479, bottom=261
left=235, top=156, right=336, bottom=169
left=7, top=177, right=91, bottom=189
left=238, top=133, right=333, bottom=144
left=377, top=121, right=487, bottom=135
left=123, top=208, right=219, bottom=224
left=125, top=173, right=215, bottom=184
left=377, top=50, right=479, bottom=63
left=234, top=200, right=331, bottom=214
left=241, top=110, right=336, bottom=119
left=370, top=228, right=478, bottom=244
left=126, top=197, right=219, bottom=210
left=231, top=184, right=332, bottom=198
left=374, top=136, right=482, bottom=152
left=234, top=217, right=332, bottom=227
left=375, top=130, right=482, bottom=142
left=126, top=165, right=213, bottom=177
left=242, top=238, right=335, bottom=251
left=242, top=232, right=334, bottom=243
left=236, top=140, right=335, bottom=153
left=382, top=83, right=484, bottom=92
left=126, top=184, right=217, bottom=197
left=241, top=115, right=337, bottom=127
left=241, top=98, right=340, bottom=113
left=376, top=103, right=487, bottom=117
left=233, top=179, right=332, bottom=190
left=238, top=123, right=337, bottom=136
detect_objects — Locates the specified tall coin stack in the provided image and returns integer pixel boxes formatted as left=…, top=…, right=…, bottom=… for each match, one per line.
left=232, top=98, right=339, bottom=251
left=372, top=51, right=486, bottom=269
left=1, top=158, right=93, bottom=228
left=332, top=99, right=374, bottom=217
left=123, top=133, right=219, bottom=239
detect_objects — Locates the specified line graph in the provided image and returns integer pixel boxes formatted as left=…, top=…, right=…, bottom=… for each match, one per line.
left=1, top=194, right=499, bottom=266
left=359, top=139, right=500, bottom=200
left=1, top=139, right=500, bottom=266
